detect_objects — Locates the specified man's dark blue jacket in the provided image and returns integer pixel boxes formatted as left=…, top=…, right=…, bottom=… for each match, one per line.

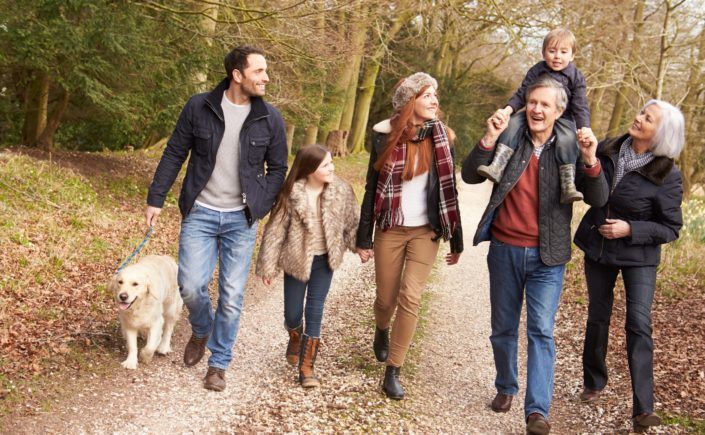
left=147, top=78, right=288, bottom=225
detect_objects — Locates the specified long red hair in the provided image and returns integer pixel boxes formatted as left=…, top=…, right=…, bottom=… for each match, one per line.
left=374, top=84, right=453, bottom=181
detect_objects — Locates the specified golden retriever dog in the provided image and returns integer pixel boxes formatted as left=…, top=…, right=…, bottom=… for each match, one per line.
left=108, top=255, right=183, bottom=369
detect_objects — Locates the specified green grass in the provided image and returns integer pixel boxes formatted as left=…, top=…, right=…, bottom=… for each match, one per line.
left=663, top=413, right=705, bottom=433
left=658, top=196, right=705, bottom=299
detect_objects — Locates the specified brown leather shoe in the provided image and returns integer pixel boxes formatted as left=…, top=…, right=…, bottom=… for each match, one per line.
left=526, top=412, right=551, bottom=435
left=203, top=366, right=226, bottom=391
left=633, top=413, right=661, bottom=433
left=183, top=334, right=208, bottom=367
left=579, top=387, right=602, bottom=403
left=491, top=392, right=513, bottom=412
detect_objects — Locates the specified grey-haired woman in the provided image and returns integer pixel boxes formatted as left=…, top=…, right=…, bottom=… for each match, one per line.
left=573, top=99, right=685, bottom=433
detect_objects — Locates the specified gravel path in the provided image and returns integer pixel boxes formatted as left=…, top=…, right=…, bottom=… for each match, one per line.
left=7, top=179, right=572, bottom=433
left=403, top=179, right=532, bottom=433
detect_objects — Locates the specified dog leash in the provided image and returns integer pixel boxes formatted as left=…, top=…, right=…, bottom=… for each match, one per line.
left=116, top=226, right=153, bottom=274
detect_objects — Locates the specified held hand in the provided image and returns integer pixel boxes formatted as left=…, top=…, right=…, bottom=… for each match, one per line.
left=598, top=219, right=631, bottom=239
left=445, top=252, right=461, bottom=265
left=262, top=277, right=272, bottom=286
left=577, top=127, right=598, bottom=166
left=484, top=112, right=509, bottom=146
left=145, top=205, right=162, bottom=228
left=356, top=248, right=374, bottom=263
left=500, top=106, right=514, bottom=119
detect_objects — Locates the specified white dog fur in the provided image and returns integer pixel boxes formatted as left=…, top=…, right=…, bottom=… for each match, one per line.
left=108, top=255, right=183, bottom=369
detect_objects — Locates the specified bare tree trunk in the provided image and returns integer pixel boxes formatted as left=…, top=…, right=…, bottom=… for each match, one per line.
left=317, top=6, right=367, bottom=144
left=679, top=25, right=705, bottom=197
left=22, top=71, right=49, bottom=146
left=338, top=4, right=369, bottom=135
left=607, top=0, right=646, bottom=137
left=325, top=130, right=348, bottom=157
left=285, top=123, right=296, bottom=156
left=192, top=1, right=219, bottom=91
left=349, top=10, right=411, bottom=153
left=304, top=3, right=326, bottom=146
left=35, top=86, right=70, bottom=151
left=303, top=125, right=318, bottom=147
left=349, top=58, right=381, bottom=153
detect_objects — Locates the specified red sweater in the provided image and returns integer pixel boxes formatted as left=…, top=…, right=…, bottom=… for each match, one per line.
left=491, top=154, right=540, bottom=247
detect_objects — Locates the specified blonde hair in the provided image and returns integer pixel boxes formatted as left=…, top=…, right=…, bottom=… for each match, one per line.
left=543, top=28, right=577, bottom=54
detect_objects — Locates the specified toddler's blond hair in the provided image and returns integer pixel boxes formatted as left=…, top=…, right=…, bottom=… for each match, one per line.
left=543, top=28, right=577, bottom=53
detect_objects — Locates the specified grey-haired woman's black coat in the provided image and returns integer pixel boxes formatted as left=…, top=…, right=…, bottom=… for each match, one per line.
left=574, top=134, right=683, bottom=266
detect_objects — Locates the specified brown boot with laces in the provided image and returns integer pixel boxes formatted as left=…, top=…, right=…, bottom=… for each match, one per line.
left=286, top=325, right=303, bottom=366
left=298, top=334, right=321, bottom=388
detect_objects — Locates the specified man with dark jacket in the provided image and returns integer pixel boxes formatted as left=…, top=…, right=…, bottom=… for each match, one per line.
left=462, top=75, right=607, bottom=434
left=145, top=46, right=288, bottom=391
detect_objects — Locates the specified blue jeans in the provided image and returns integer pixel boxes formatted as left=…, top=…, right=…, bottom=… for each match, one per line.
left=283, top=255, right=333, bottom=338
left=487, top=239, right=565, bottom=419
left=177, top=204, right=258, bottom=370
left=582, top=257, right=657, bottom=417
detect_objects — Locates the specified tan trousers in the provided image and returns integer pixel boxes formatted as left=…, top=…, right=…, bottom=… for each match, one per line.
left=373, top=225, right=440, bottom=367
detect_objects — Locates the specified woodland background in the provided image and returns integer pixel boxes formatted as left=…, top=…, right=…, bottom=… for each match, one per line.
left=2, top=0, right=705, bottom=194
left=2, top=1, right=705, bottom=429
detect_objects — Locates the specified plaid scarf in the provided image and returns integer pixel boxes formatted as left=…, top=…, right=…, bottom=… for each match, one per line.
left=614, top=137, right=654, bottom=187
left=374, top=119, right=459, bottom=240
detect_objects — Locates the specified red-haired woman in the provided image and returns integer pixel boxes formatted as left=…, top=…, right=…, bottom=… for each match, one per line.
left=356, top=72, right=463, bottom=399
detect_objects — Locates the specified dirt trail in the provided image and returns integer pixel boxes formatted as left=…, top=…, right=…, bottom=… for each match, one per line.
left=6, top=179, right=575, bottom=434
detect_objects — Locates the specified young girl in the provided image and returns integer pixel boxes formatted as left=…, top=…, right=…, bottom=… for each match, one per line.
left=256, top=144, right=359, bottom=388
left=356, top=72, right=463, bottom=399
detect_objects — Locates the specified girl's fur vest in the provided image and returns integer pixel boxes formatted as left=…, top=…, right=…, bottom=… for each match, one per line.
left=256, top=175, right=359, bottom=282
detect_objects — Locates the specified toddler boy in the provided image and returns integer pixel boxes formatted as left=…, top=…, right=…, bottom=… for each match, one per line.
left=478, top=28, right=591, bottom=204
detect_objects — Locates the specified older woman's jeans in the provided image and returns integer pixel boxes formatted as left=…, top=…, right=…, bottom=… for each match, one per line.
left=583, top=257, right=657, bottom=417
left=283, top=255, right=333, bottom=338
left=177, top=205, right=258, bottom=370
left=487, top=239, right=565, bottom=420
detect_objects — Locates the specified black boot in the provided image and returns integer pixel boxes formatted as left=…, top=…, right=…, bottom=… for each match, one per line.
left=373, top=327, right=389, bottom=362
left=382, top=365, right=404, bottom=400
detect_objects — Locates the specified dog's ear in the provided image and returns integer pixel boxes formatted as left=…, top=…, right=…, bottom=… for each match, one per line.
left=145, top=277, right=154, bottom=297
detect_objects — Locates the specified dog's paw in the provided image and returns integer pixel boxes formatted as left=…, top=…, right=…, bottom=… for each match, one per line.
left=139, top=349, right=154, bottom=364
left=156, top=346, right=172, bottom=356
left=121, top=359, right=138, bottom=370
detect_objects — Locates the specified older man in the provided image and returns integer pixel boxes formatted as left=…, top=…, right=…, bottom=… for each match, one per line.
left=461, top=75, right=608, bottom=434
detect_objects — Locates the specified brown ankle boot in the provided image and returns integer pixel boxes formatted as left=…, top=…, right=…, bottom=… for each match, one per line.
left=286, top=325, right=303, bottom=366
left=298, top=334, right=320, bottom=388
left=183, top=334, right=209, bottom=367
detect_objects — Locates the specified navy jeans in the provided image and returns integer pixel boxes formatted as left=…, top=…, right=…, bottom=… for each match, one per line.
left=487, top=239, right=565, bottom=419
left=283, top=255, right=333, bottom=338
left=177, top=204, right=258, bottom=370
left=582, top=257, right=657, bottom=417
